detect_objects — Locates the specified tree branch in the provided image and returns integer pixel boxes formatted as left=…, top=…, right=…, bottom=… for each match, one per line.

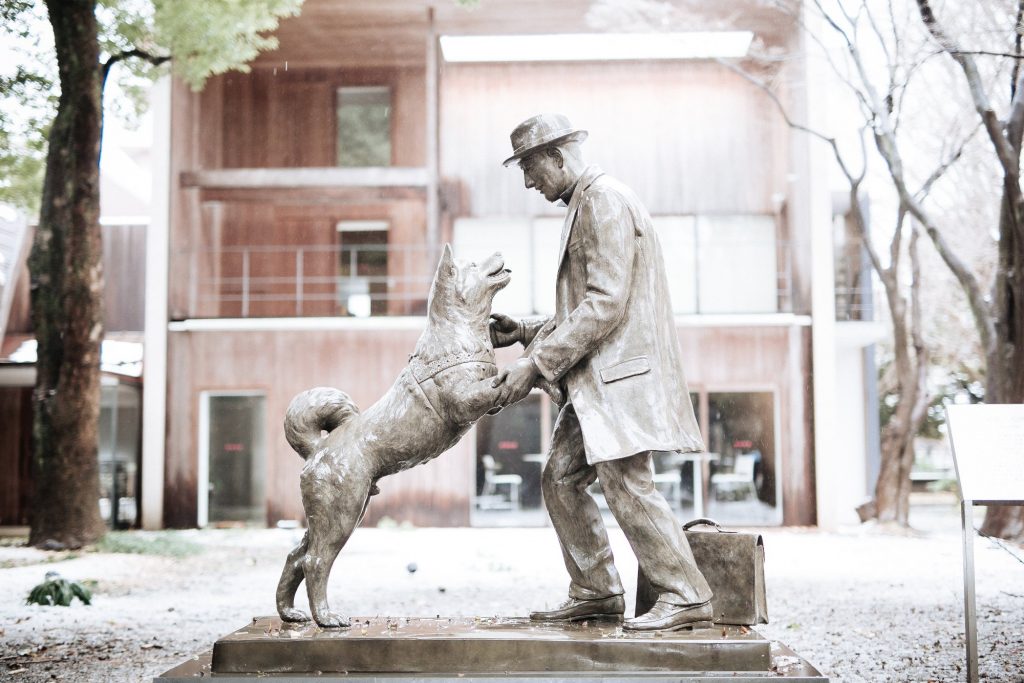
left=890, top=157, right=995, bottom=355
left=915, top=122, right=982, bottom=201
left=101, top=48, right=170, bottom=88
left=908, top=224, right=931, bottom=431
left=890, top=204, right=908, bottom=277
left=1011, top=0, right=1024, bottom=101
left=716, top=57, right=861, bottom=181
left=916, top=0, right=1019, bottom=181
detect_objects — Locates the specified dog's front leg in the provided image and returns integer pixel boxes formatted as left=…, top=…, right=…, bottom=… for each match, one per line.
left=450, top=376, right=505, bottom=424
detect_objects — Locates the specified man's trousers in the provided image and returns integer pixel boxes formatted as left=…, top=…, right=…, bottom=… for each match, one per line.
left=542, top=403, right=713, bottom=607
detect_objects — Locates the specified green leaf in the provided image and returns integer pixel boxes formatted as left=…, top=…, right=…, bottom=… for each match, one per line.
left=153, top=0, right=304, bottom=90
left=71, top=582, right=93, bottom=605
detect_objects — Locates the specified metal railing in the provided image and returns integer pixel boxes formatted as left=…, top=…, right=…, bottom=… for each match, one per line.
left=175, top=243, right=443, bottom=319
left=173, top=239, right=796, bottom=319
left=835, top=285, right=876, bottom=322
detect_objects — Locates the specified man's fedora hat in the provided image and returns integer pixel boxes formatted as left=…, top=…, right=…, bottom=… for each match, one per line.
left=503, top=113, right=588, bottom=167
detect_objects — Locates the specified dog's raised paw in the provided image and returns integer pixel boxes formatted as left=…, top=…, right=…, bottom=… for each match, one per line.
left=280, top=607, right=311, bottom=623
left=314, top=611, right=351, bottom=629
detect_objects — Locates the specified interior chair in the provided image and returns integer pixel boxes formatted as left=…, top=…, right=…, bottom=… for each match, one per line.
left=709, top=453, right=758, bottom=502
left=480, top=454, right=523, bottom=510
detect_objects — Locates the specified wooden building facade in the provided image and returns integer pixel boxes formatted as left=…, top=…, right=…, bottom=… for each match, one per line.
left=159, top=0, right=822, bottom=529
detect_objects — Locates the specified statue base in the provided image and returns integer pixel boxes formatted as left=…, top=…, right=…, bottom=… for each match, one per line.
left=155, top=616, right=827, bottom=681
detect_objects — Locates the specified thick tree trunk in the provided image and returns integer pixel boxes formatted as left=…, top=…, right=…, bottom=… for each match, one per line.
left=979, top=180, right=1024, bottom=542
left=27, top=0, right=106, bottom=548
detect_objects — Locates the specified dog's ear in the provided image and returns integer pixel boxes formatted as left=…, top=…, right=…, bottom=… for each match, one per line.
left=437, top=243, right=455, bottom=276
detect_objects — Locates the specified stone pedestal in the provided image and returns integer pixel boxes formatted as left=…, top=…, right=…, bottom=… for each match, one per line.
left=155, top=616, right=827, bottom=681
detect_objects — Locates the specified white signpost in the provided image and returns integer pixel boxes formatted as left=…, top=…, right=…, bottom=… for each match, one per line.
left=945, top=404, right=1024, bottom=683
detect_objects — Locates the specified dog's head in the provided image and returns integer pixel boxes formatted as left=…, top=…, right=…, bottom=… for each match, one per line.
left=427, top=244, right=511, bottom=323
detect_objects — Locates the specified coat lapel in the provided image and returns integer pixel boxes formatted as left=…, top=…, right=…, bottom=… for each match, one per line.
left=555, top=165, right=603, bottom=271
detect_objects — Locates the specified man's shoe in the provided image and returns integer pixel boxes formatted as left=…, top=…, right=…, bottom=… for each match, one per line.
left=529, top=595, right=625, bottom=622
left=623, top=599, right=713, bottom=632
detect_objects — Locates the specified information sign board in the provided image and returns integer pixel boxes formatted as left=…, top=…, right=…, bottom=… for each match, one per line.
left=946, top=404, right=1024, bottom=504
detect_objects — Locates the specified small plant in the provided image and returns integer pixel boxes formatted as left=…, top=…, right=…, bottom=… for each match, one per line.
left=26, top=571, right=92, bottom=606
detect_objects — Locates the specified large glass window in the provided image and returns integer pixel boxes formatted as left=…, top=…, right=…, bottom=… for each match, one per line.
left=472, top=393, right=555, bottom=527
left=452, top=218, right=533, bottom=315
left=336, top=86, right=391, bottom=167
left=696, top=216, right=778, bottom=313
left=652, top=216, right=698, bottom=313
left=455, top=214, right=781, bottom=316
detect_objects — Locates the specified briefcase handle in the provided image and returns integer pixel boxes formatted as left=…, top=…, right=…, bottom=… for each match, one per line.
left=683, top=518, right=736, bottom=533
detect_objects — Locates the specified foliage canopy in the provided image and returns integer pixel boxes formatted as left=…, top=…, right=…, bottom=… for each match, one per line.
left=0, top=0, right=303, bottom=214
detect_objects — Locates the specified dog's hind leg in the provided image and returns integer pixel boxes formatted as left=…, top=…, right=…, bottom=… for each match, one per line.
left=301, top=474, right=372, bottom=628
left=276, top=531, right=310, bottom=622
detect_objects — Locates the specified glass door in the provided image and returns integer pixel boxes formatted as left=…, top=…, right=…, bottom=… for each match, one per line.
left=471, top=393, right=555, bottom=527
left=200, top=392, right=267, bottom=527
left=702, top=391, right=781, bottom=525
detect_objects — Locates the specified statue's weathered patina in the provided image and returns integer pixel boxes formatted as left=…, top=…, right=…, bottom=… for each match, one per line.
left=491, top=113, right=714, bottom=631
left=275, top=246, right=509, bottom=628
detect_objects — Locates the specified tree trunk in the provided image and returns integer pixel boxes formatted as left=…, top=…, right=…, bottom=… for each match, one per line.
left=873, top=290, right=919, bottom=525
left=915, top=0, right=1024, bottom=543
left=873, top=225, right=930, bottom=526
left=979, top=177, right=1024, bottom=542
left=27, top=0, right=106, bottom=549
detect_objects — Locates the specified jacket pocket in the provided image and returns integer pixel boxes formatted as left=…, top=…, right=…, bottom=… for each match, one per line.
left=599, top=356, right=651, bottom=383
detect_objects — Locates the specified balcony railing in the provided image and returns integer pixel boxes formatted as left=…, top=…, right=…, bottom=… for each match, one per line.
left=835, top=285, right=876, bottom=322
left=174, top=243, right=443, bottom=319
left=172, top=239, right=796, bottom=319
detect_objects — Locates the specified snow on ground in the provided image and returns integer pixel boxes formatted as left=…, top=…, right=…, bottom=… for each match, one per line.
left=1, top=499, right=1021, bottom=682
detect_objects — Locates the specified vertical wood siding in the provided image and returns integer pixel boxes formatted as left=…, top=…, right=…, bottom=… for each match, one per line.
left=440, top=61, right=788, bottom=218
left=164, top=326, right=473, bottom=528
left=209, top=66, right=425, bottom=169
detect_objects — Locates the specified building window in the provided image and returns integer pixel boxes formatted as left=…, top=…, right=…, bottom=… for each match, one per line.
left=653, top=215, right=779, bottom=314
left=452, top=217, right=534, bottom=315
left=336, top=220, right=389, bottom=317
left=455, top=214, right=781, bottom=317
left=652, top=216, right=698, bottom=314
left=336, top=86, right=392, bottom=167
left=472, top=393, right=556, bottom=527
left=695, top=215, right=778, bottom=313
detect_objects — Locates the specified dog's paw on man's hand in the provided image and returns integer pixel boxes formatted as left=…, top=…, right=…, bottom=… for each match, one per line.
left=492, top=357, right=539, bottom=407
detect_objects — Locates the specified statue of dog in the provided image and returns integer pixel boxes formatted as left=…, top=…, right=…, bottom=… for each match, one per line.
left=275, top=244, right=511, bottom=628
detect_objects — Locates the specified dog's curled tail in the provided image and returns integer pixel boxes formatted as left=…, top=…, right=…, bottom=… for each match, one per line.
left=284, top=387, right=359, bottom=459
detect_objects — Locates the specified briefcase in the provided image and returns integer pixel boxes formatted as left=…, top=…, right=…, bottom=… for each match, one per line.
left=636, top=518, right=768, bottom=626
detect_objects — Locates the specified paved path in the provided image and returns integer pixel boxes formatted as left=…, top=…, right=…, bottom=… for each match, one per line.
left=1, top=503, right=1021, bottom=682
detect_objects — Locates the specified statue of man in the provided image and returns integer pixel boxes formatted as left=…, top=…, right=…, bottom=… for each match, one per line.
left=491, top=113, right=713, bottom=631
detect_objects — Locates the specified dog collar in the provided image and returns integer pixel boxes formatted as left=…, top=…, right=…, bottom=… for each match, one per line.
left=410, top=349, right=495, bottom=384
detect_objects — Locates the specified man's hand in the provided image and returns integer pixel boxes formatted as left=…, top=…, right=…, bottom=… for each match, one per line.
left=489, top=313, right=522, bottom=348
left=492, top=357, right=540, bottom=407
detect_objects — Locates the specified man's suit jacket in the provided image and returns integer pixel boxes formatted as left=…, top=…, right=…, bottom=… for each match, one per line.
left=524, top=165, right=704, bottom=464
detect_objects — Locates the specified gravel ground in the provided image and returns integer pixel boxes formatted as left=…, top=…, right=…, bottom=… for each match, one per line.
left=1, top=499, right=1022, bottom=682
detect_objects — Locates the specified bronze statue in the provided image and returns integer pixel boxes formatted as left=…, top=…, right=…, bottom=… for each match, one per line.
left=276, top=246, right=509, bottom=628
left=491, top=113, right=714, bottom=631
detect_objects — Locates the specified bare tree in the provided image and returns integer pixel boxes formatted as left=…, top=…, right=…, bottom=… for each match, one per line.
left=909, top=0, right=1024, bottom=540
left=787, top=0, right=1022, bottom=538
left=725, top=0, right=991, bottom=525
